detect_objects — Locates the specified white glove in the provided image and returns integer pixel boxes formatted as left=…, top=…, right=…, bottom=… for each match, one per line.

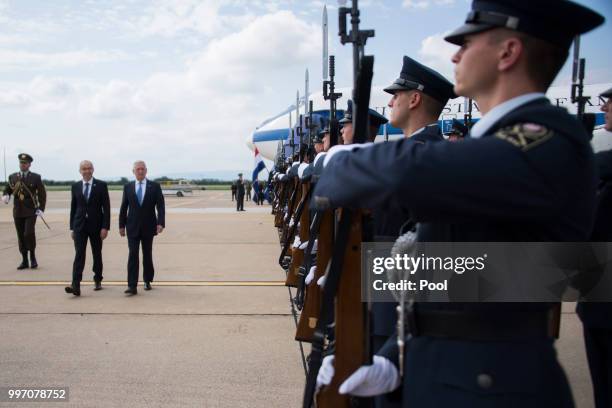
left=323, top=142, right=374, bottom=167
left=316, top=355, right=335, bottom=390
left=289, top=218, right=295, bottom=227
left=35, top=209, right=44, bottom=217
left=339, top=356, right=400, bottom=397
left=312, top=239, right=318, bottom=254
left=305, top=266, right=317, bottom=285
left=317, top=274, right=327, bottom=288
left=299, top=240, right=308, bottom=250
left=292, top=236, right=301, bottom=249
left=2, top=195, right=9, bottom=204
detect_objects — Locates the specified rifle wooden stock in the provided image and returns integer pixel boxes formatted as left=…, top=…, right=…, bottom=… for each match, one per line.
left=316, top=211, right=368, bottom=407
left=295, top=209, right=333, bottom=342
left=274, top=181, right=288, bottom=228
left=280, top=178, right=300, bottom=245
left=286, top=182, right=311, bottom=287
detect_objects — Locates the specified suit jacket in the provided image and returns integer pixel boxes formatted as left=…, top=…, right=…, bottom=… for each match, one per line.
left=3, top=171, right=46, bottom=218
left=119, top=180, right=165, bottom=238
left=70, top=178, right=111, bottom=233
left=236, top=180, right=245, bottom=195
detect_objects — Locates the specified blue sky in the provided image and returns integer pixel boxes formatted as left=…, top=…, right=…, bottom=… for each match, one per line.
left=0, top=0, right=610, bottom=180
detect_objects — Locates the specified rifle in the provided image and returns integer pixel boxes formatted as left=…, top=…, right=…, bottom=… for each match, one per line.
left=303, top=1, right=374, bottom=406
left=285, top=176, right=312, bottom=286
left=278, top=166, right=301, bottom=267
left=295, top=54, right=343, bottom=332
left=464, top=98, right=473, bottom=130
left=571, top=35, right=596, bottom=135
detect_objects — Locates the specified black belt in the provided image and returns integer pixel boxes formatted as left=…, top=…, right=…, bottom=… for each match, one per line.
left=405, top=305, right=559, bottom=342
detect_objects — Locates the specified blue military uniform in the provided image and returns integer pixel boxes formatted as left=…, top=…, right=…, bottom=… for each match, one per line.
left=371, top=56, right=455, bottom=408
left=577, top=86, right=612, bottom=408
left=312, top=0, right=604, bottom=406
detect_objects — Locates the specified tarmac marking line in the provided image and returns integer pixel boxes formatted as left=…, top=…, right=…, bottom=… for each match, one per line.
left=0, top=280, right=285, bottom=287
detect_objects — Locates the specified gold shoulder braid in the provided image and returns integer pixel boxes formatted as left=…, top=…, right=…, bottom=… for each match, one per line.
left=11, top=178, right=25, bottom=201
left=494, top=123, right=553, bottom=151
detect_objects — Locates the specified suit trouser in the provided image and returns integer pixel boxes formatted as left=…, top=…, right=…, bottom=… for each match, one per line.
left=583, top=327, right=612, bottom=408
left=14, top=216, right=37, bottom=254
left=237, top=194, right=245, bottom=211
left=72, top=229, right=103, bottom=284
left=127, top=234, right=155, bottom=288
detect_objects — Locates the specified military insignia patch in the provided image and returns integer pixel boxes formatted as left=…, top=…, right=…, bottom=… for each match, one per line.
left=494, top=123, right=553, bottom=151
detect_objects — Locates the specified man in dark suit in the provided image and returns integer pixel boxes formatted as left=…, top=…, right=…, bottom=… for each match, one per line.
left=65, top=160, right=110, bottom=296
left=119, top=161, right=165, bottom=295
left=2, top=153, right=46, bottom=269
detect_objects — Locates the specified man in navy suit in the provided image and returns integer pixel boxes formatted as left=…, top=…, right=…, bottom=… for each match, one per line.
left=119, top=161, right=165, bottom=295
left=65, top=160, right=111, bottom=296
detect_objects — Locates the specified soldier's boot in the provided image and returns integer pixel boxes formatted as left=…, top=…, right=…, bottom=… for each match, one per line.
left=17, top=252, right=29, bottom=270
left=29, top=250, right=38, bottom=269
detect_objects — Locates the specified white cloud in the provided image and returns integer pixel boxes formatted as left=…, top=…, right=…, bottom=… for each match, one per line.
left=402, top=0, right=455, bottom=9
left=0, top=9, right=321, bottom=178
left=0, top=49, right=132, bottom=71
left=417, top=32, right=458, bottom=80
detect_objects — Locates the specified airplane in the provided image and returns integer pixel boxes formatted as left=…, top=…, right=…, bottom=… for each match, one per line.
left=248, top=83, right=612, bottom=162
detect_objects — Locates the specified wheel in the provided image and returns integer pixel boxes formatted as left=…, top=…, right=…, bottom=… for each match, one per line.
left=177, top=191, right=184, bottom=197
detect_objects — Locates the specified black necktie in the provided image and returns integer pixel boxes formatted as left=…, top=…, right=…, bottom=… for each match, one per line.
left=84, top=183, right=90, bottom=202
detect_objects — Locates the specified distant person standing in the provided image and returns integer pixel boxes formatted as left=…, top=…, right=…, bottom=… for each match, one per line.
left=258, top=181, right=265, bottom=205
left=2, top=153, right=46, bottom=270
left=236, top=173, right=245, bottom=212
left=119, top=161, right=165, bottom=295
left=231, top=182, right=237, bottom=201
left=246, top=181, right=252, bottom=201
left=65, top=160, right=110, bottom=296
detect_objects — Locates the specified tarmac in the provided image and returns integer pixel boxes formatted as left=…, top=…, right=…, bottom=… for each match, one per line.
left=0, top=190, right=597, bottom=407
left=0, top=190, right=304, bottom=408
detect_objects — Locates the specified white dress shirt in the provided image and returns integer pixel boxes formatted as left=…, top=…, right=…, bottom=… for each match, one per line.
left=82, top=178, right=93, bottom=200
left=135, top=178, right=147, bottom=202
left=469, top=93, right=546, bottom=139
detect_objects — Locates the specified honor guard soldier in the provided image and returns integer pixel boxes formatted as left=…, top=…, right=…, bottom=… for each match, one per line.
left=236, top=173, right=246, bottom=211
left=312, top=1, right=604, bottom=407
left=318, top=56, right=456, bottom=408
left=2, top=153, right=47, bottom=269
left=339, top=99, right=388, bottom=144
left=313, top=133, right=325, bottom=155
left=577, top=86, right=612, bottom=408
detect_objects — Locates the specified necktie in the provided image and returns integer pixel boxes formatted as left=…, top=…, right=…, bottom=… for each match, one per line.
left=84, top=182, right=90, bottom=201
left=137, top=182, right=143, bottom=205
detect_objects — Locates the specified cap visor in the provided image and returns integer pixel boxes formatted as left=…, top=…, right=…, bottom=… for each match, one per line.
left=383, top=83, right=408, bottom=94
left=444, top=23, right=495, bottom=45
left=600, top=87, right=612, bottom=98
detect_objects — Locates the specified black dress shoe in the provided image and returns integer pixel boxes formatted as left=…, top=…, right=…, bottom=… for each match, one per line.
left=94, top=281, right=102, bottom=291
left=17, top=261, right=29, bottom=270
left=65, top=285, right=81, bottom=296
left=29, top=251, right=38, bottom=269
left=124, top=287, right=137, bottom=295
left=144, top=282, right=152, bottom=291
